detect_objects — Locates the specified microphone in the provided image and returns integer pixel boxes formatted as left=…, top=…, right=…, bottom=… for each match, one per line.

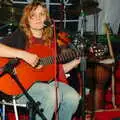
left=0, top=58, right=19, bottom=75
left=44, top=20, right=53, bottom=27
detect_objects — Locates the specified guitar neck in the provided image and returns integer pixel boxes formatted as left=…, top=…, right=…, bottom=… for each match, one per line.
left=39, top=49, right=80, bottom=65
left=106, top=32, right=114, bottom=59
left=104, top=23, right=115, bottom=60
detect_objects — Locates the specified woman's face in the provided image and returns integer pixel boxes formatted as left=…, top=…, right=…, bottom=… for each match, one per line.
left=28, top=5, right=47, bottom=30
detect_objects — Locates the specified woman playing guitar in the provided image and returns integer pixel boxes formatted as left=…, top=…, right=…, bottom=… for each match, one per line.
left=0, top=1, right=81, bottom=120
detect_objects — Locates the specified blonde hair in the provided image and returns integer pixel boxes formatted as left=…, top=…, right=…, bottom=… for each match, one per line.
left=19, top=1, right=53, bottom=46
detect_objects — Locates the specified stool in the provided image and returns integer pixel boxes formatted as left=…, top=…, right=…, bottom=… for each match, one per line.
left=0, top=96, right=26, bottom=120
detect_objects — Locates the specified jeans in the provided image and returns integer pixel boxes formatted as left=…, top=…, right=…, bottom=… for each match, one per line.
left=16, top=81, right=81, bottom=120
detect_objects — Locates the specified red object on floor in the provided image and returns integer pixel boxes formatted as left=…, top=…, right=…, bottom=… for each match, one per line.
left=6, top=112, right=29, bottom=120
left=7, top=112, right=15, bottom=120
left=73, top=117, right=81, bottom=120
left=95, top=110, right=120, bottom=120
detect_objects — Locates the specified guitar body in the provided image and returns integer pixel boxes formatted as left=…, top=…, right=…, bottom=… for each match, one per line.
left=0, top=44, right=57, bottom=95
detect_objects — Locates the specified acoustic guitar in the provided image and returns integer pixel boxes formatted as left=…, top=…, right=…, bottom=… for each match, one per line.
left=0, top=44, right=81, bottom=95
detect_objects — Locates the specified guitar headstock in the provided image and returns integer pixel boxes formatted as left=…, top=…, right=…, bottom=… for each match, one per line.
left=104, top=23, right=113, bottom=35
left=89, top=43, right=108, bottom=59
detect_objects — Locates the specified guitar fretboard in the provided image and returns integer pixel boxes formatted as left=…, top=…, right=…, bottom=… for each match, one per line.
left=39, top=49, right=80, bottom=65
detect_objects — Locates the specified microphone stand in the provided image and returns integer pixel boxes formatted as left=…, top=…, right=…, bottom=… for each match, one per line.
left=79, top=43, right=87, bottom=120
left=79, top=0, right=87, bottom=120
left=1, top=59, right=47, bottom=120
left=52, top=19, right=59, bottom=120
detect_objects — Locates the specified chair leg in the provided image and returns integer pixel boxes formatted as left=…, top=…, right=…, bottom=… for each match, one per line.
left=2, top=100, right=5, bottom=120
left=13, top=96, right=19, bottom=120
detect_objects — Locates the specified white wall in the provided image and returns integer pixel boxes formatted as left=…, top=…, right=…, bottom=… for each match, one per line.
left=95, top=0, right=120, bottom=34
